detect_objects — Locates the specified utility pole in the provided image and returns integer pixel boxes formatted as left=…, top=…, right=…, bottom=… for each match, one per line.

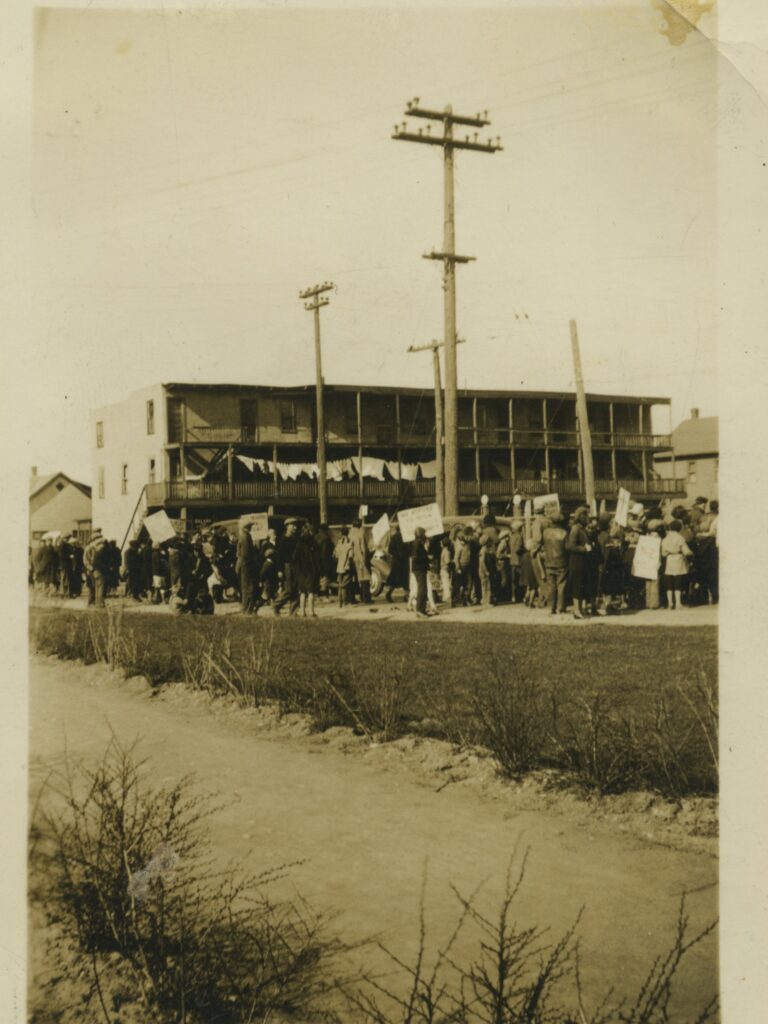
left=570, top=319, right=596, bottom=511
left=299, top=281, right=334, bottom=525
left=407, top=337, right=466, bottom=514
left=394, top=99, right=502, bottom=515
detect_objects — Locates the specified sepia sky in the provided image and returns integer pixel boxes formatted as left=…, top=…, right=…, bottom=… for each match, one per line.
left=30, top=2, right=723, bottom=482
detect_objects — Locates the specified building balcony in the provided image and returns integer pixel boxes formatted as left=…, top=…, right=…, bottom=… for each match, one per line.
left=145, top=475, right=686, bottom=509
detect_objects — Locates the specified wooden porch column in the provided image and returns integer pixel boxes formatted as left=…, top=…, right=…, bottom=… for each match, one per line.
left=642, top=449, right=649, bottom=494
left=472, top=396, right=480, bottom=496
left=509, top=398, right=515, bottom=485
left=542, top=398, right=551, bottom=489
left=227, top=446, right=234, bottom=501
left=180, top=445, right=188, bottom=501
left=609, top=402, right=617, bottom=483
left=395, top=394, right=403, bottom=503
left=272, top=444, right=279, bottom=499
left=356, top=391, right=364, bottom=502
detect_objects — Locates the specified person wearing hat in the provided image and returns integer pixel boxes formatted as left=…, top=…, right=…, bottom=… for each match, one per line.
left=410, top=526, right=430, bottom=618
left=687, top=497, right=708, bottom=533
left=236, top=520, right=258, bottom=614
left=83, top=529, right=108, bottom=608
left=273, top=518, right=300, bottom=616
left=542, top=511, right=569, bottom=615
left=566, top=507, right=592, bottom=619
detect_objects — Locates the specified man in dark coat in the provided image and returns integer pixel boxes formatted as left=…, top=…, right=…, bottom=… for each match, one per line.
left=273, top=519, right=300, bottom=616
left=236, top=521, right=259, bottom=614
left=69, top=539, right=84, bottom=597
left=410, top=526, right=430, bottom=618
left=124, top=540, right=144, bottom=601
left=314, top=523, right=335, bottom=597
left=384, top=523, right=409, bottom=602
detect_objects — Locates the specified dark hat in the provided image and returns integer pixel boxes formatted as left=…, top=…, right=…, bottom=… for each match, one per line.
left=694, top=496, right=707, bottom=506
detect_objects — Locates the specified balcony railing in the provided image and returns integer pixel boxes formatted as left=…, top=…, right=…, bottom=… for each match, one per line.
left=146, top=475, right=686, bottom=508
left=180, top=425, right=257, bottom=444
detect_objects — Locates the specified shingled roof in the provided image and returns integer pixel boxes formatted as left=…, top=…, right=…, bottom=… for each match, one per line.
left=671, top=415, right=718, bottom=458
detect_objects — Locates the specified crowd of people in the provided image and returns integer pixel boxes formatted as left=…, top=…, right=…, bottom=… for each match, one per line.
left=398, top=495, right=718, bottom=619
left=29, top=496, right=718, bottom=620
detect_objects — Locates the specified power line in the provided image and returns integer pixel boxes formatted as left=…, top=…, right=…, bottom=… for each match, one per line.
left=393, top=99, right=501, bottom=515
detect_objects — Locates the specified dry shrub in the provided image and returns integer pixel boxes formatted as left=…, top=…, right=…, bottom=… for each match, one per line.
left=347, top=853, right=718, bottom=1024
left=471, top=658, right=554, bottom=778
left=32, top=736, right=346, bottom=1024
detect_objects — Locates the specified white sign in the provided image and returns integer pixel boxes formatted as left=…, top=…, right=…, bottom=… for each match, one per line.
left=615, top=487, right=631, bottom=528
left=397, top=502, right=444, bottom=543
left=631, top=534, right=662, bottom=580
left=589, top=498, right=598, bottom=518
left=144, top=510, right=177, bottom=545
left=372, top=512, right=391, bottom=547
left=240, top=512, right=269, bottom=541
left=359, top=504, right=369, bottom=520
left=523, top=500, right=533, bottom=519
left=533, top=493, right=560, bottom=514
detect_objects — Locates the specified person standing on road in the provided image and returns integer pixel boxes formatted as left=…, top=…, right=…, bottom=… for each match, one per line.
left=68, top=537, right=84, bottom=598
left=566, top=507, right=592, bottom=619
left=314, top=523, right=335, bottom=599
left=661, top=519, right=693, bottom=611
left=349, top=518, right=372, bottom=604
left=236, top=520, right=259, bottom=614
left=294, top=521, right=321, bottom=618
left=274, top=518, right=300, bottom=616
left=542, top=512, right=569, bottom=616
left=333, top=526, right=354, bottom=609
left=410, top=526, right=430, bottom=618
left=84, top=530, right=108, bottom=608
left=383, top=521, right=409, bottom=602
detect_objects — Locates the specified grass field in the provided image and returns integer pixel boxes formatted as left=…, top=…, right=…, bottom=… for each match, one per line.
left=30, top=607, right=718, bottom=799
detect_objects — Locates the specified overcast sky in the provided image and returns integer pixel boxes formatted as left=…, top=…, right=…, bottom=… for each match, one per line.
left=30, top=2, right=722, bottom=482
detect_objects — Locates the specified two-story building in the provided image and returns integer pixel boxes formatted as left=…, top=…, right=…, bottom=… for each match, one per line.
left=91, top=382, right=686, bottom=546
left=654, top=408, right=718, bottom=503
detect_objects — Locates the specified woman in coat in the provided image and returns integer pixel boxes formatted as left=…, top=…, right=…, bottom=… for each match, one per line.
left=349, top=519, right=372, bottom=603
left=294, top=522, right=322, bottom=617
left=566, top=507, right=592, bottom=619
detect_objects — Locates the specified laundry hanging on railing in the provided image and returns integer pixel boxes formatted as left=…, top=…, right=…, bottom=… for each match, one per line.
left=237, top=455, right=256, bottom=473
left=385, top=461, right=401, bottom=480
left=352, top=456, right=386, bottom=481
left=418, top=460, right=437, bottom=479
left=400, top=463, right=419, bottom=481
left=184, top=472, right=206, bottom=482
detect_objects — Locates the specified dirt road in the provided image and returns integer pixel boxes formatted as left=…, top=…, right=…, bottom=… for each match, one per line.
left=29, top=655, right=718, bottom=1017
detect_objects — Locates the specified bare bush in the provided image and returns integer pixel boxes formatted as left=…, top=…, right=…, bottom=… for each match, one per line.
left=32, top=736, right=346, bottom=1024
left=471, top=659, right=553, bottom=777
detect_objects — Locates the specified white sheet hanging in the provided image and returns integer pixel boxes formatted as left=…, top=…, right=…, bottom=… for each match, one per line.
left=385, top=461, right=401, bottom=480
left=419, top=460, right=437, bottom=479
left=401, top=463, right=419, bottom=481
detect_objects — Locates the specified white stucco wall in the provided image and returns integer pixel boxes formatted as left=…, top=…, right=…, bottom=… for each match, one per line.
left=90, top=384, right=167, bottom=543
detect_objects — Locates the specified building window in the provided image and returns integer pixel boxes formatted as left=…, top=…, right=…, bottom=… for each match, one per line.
left=687, top=461, right=697, bottom=485
left=148, top=458, right=156, bottom=484
left=146, top=400, right=155, bottom=435
left=98, top=466, right=105, bottom=499
left=280, top=400, right=297, bottom=433
left=121, top=464, right=128, bottom=495
left=96, top=421, right=104, bottom=448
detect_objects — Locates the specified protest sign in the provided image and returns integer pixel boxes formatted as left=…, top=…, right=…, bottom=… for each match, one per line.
left=615, top=487, right=631, bottom=527
left=523, top=500, right=533, bottom=519
left=240, top=512, right=269, bottom=541
left=397, top=502, right=444, bottom=543
left=359, top=504, right=369, bottom=520
left=533, top=493, right=560, bottom=515
left=144, top=510, right=177, bottom=545
left=631, top=534, right=662, bottom=580
left=371, top=512, right=390, bottom=547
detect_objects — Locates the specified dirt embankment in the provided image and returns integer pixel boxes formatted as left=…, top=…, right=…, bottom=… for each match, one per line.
left=29, top=655, right=718, bottom=1022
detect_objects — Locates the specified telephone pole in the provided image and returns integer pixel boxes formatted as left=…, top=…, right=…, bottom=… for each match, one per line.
left=299, top=281, right=334, bottom=525
left=570, top=319, right=596, bottom=511
left=407, top=337, right=466, bottom=514
left=394, top=99, right=501, bottom=514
